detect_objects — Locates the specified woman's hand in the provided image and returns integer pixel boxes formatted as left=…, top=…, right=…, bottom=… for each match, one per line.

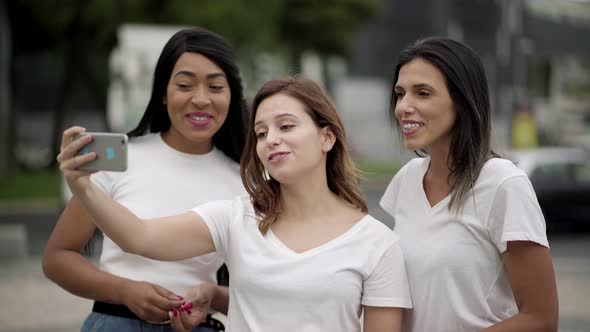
left=56, top=126, right=96, bottom=193
left=120, top=280, right=184, bottom=323
left=170, top=283, right=217, bottom=331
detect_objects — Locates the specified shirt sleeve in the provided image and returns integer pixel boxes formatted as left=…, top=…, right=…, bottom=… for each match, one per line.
left=379, top=165, right=408, bottom=217
left=90, top=171, right=115, bottom=196
left=191, top=200, right=234, bottom=263
left=487, top=175, right=549, bottom=253
left=362, top=237, right=413, bottom=308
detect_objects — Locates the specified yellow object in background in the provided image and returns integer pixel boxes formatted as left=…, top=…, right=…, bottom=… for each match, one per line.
left=512, top=106, right=539, bottom=149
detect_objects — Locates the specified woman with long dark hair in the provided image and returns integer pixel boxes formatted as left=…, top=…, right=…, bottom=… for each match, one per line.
left=381, top=37, right=558, bottom=331
left=43, top=27, right=248, bottom=332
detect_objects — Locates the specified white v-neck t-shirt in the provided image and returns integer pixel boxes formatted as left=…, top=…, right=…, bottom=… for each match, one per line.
left=380, top=157, right=548, bottom=332
left=192, top=196, right=412, bottom=332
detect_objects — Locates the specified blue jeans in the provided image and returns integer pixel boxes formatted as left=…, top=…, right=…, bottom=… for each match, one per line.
left=81, top=312, right=216, bottom=332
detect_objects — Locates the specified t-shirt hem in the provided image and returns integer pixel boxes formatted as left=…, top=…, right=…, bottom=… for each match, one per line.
left=362, top=297, right=413, bottom=308
left=497, top=231, right=549, bottom=253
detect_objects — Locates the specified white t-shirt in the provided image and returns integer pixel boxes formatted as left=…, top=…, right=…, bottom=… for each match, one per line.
left=192, top=196, right=413, bottom=332
left=92, top=133, right=245, bottom=296
left=380, top=157, right=549, bottom=332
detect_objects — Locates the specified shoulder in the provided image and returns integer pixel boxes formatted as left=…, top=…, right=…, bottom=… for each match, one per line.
left=381, top=157, right=426, bottom=204
left=477, top=158, right=528, bottom=189
left=209, top=148, right=240, bottom=170
left=400, top=157, right=427, bottom=175
left=126, top=133, right=163, bottom=157
left=360, top=215, right=398, bottom=245
left=128, top=133, right=159, bottom=148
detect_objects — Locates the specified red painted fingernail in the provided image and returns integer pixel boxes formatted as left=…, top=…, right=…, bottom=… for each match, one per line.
left=173, top=309, right=178, bottom=317
left=187, top=310, right=192, bottom=315
left=183, top=302, right=193, bottom=310
left=176, top=295, right=184, bottom=300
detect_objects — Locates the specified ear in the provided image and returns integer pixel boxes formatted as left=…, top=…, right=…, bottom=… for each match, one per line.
left=320, top=126, right=336, bottom=153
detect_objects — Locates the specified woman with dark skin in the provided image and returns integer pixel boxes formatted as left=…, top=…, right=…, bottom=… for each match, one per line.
left=43, top=27, right=248, bottom=332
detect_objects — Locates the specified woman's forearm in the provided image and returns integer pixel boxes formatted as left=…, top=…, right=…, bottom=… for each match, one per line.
left=43, top=248, right=129, bottom=304
left=75, top=183, right=148, bottom=255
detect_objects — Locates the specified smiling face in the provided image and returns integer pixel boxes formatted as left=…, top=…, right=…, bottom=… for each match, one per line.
left=253, top=93, right=334, bottom=185
left=162, top=52, right=231, bottom=154
left=393, top=58, right=457, bottom=154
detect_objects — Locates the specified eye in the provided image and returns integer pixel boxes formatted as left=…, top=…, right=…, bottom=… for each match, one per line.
left=395, top=91, right=404, bottom=98
left=418, top=90, right=431, bottom=97
left=177, top=83, right=191, bottom=90
left=210, top=85, right=224, bottom=92
left=280, top=124, right=294, bottom=131
left=256, top=131, right=267, bottom=139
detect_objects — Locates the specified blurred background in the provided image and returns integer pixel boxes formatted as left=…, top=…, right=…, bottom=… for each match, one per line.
left=0, top=0, right=589, bottom=331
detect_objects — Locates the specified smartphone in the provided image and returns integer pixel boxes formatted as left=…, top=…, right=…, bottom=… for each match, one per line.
left=75, top=132, right=128, bottom=172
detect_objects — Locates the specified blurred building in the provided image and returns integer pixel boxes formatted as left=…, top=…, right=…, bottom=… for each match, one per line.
left=346, top=0, right=590, bottom=152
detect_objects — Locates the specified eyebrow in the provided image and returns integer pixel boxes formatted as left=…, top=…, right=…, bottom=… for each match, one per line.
left=254, top=113, right=297, bottom=127
left=395, top=83, right=433, bottom=90
left=173, top=71, right=226, bottom=79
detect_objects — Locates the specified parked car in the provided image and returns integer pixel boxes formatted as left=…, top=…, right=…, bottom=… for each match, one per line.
left=505, top=147, right=590, bottom=232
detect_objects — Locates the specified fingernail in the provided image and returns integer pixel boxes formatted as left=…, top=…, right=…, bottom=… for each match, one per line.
left=173, top=309, right=178, bottom=317
left=183, top=302, right=193, bottom=310
left=176, top=295, right=184, bottom=300
left=187, top=310, right=192, bottom=315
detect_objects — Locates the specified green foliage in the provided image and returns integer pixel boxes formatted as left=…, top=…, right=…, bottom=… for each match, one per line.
left=280, top=0, right=382, bottom=56
left=0, top=171, right=60, bottom=200
left=356, top=159, right=401, bottom=178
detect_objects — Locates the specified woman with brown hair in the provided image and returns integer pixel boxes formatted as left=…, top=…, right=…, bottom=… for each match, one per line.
left=57, top=76, right=412, bottom=331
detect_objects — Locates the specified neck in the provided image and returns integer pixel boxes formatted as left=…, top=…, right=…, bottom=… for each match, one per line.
left=279, top=168, right=338, bottom=222
left=427, top=143, right=452, bottom=181
left=161, top=131, right=213, bottom=155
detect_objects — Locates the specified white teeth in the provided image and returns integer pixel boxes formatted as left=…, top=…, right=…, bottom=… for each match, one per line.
left=190, top=116, right=208, bottom=121
left=403, top=123, right=423, bottom=130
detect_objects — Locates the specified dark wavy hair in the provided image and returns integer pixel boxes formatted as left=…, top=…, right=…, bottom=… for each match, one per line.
left=241, top=76, right=367, bottom=234
left=127, top=27, right=248, bottom=163
left=390, top=37, right=498, bottom=212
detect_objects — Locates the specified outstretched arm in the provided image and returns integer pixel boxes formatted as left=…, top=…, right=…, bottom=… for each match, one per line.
left=57, top=126, right=215, bottom=261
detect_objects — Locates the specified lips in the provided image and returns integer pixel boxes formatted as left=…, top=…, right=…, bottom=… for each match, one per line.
left=400, top=120, right=424, bottom=136
left=186, top=112, right=212, bottom=127
left=267, top=151, right=290, bottom=163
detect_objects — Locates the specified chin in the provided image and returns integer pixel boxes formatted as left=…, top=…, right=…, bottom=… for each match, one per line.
left=267, top=169, right=298, bottom=185
left=404, top=140, right=423, bottom=151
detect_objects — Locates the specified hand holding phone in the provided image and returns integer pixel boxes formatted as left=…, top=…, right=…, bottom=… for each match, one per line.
left=75, top=132, right=128, bottom=172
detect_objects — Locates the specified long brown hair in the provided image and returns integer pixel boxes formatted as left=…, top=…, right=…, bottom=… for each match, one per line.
left=240, top=76, right=367, bottom=233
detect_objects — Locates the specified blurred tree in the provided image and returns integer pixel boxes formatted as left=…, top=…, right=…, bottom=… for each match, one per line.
left=0, top=0, right=12, bottom=172
left=8, top=0, right=280, bottom=169
left=279, top=0, right=382, bottom=74
left=7, top=0, right=379, bottom=170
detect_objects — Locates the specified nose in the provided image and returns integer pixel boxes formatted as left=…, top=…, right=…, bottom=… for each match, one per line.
left=191, top=87, right=211, bottom=109
left=266, top=129, right=281, bottom=148
left=394, top=95, right=415, bottom=118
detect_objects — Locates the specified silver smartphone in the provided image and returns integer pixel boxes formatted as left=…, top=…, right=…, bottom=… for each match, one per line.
left=75, top=132, right=128, bottom=172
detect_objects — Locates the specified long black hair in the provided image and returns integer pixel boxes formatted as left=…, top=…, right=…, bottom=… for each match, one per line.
left=390, top=37, right=498, bottom=212
left=128, top=27, right=248, bottom=163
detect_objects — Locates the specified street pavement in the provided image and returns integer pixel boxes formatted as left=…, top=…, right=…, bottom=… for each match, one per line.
left=1, top=180, right=589, bottom=331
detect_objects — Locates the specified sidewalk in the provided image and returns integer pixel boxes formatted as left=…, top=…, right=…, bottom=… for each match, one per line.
left=0, top=257, right=91, bottom=332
